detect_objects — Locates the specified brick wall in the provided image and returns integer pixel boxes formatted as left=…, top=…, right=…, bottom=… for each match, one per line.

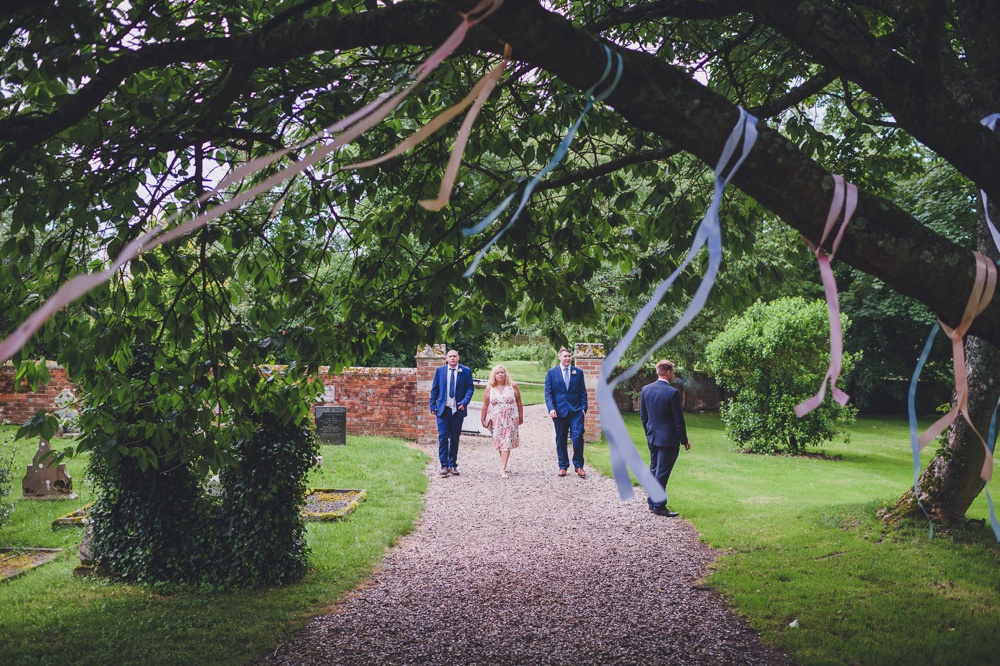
left=0, top=344, right=608, bottom=442
left=415, top=345, right=446, bottom=445
left=0, top=364, right=75, bottom=425
left=573, top=343, right=604, bottom=442
left=316, top=366, right=418, bottom=439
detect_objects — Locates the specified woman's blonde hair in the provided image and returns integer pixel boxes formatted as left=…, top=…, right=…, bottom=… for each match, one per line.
left=487, top=364, right=516, bottom=388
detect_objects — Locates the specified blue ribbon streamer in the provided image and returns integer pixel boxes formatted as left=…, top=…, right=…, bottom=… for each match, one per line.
left=911, top=118, right=1000, bottom=540
left=978, top=114, right=1000, bottom=253
left=907, top=322, right=939, bottom=539
left=461, top=46, right=623, bottom=276
left=984, top=394, right=1000, bottom=540
left=599, top=109, right=758, bottom=502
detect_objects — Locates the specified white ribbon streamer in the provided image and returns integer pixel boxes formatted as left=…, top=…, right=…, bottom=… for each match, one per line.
left=599, top=109, right=758, bottom=502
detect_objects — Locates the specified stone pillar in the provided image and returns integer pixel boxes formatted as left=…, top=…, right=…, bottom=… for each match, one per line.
left=574, top=343, right=605, bottom=442
left=415, top=344, right=446, bottom=445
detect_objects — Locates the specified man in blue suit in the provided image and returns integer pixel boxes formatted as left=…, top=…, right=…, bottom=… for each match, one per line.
left=429, top=348, right=475, bottom=477
left=640, top=360, right=691, bottom=517
left=544, top=347, right=588, bottom=477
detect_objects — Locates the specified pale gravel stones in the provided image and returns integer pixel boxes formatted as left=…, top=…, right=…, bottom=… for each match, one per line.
left=262, top=404, right=792, bottom=665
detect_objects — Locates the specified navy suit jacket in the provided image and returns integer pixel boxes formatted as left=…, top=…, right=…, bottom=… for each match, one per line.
left=640, top=379, right=688, bottom=448
left=544, top=364, right=588, bottom=417
left=430, top=364, right=475, bottom=417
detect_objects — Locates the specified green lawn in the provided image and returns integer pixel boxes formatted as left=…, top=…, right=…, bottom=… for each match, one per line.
left=475, top=358, right=550, bottom=406
left=587, top=413, right=1000, bottom=665
left=0, top=429, right=427, bottom=666
left=475, top=359, right=549, bottom=384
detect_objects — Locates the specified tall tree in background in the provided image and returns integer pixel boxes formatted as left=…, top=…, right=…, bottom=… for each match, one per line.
left=1, top=1, right=1000, bottom=529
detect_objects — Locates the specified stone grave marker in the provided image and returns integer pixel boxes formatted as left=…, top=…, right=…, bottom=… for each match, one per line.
left=314, top=405, right=347, bottom=445
left=22, top=438, right=77, bottom=499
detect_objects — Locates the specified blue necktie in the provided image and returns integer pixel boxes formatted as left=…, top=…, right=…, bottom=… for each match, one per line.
left=564, top=367, right=570, bottom=389
left=449, top=368, right=456, bottom=399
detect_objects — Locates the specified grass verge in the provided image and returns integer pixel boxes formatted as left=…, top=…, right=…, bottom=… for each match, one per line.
left=586, top=413, right=1000, bottom=665
left=0, top=429, right=427, bottom=666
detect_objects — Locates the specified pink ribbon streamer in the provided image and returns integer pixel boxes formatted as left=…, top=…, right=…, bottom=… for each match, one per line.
left=0, top=0, right=504, bottom=364
left=917, top=252, right=997, bottom=481
left=420, top=45, right=511, bottom=211
left=340, top=47, right=510, bottom=211
left=795, top=174, right=856, bottom=417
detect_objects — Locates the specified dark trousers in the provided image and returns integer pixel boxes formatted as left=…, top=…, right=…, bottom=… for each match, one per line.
left=647, top=445, right=680, bottom=509
left=553, top=410, right=585, bottom=470
left=436, top=407, right=464, bottom=468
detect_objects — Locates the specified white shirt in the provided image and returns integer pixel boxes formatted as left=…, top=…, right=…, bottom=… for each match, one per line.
left=445, top=366, right=458, bottom=411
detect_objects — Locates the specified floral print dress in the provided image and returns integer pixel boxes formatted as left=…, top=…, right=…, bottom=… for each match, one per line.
left=489, top=383, right=520, bottom=451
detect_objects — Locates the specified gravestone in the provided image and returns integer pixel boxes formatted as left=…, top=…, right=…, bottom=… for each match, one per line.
left=314, top=406, right=347, bottom=445
left=22, top=438, right=76, bottom=499
left=53, top=389, right=80, bottom=434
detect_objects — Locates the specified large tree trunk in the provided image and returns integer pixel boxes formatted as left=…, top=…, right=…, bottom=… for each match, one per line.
left=885, top=336, right=1000, bottom=525
left=885, top=204, right=1000, bottom=526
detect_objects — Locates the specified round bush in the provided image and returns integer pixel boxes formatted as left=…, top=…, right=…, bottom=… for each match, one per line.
left=705, top=297, right=858, bottom=454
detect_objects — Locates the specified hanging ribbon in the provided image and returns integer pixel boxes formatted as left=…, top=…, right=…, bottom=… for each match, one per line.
left=342, top=44, right=511, bottom=210
left=916, top=253, right=995, bottom=460
left=460, top=45, right=623, bottom=277
left=0, top=0, right=504, bottom=364
left=978, top=114, right=1000, bottom=252
left=598, top=109, right=758, bottom=502
left=908, top=323, right=939, bottom=538
left=794, top=174, right=856, bottom=417
left=420, top=44, right=513, bottom=211
left=984, top=392, right=1000, bottom=540
left=908, top=253, right=998, bottom=538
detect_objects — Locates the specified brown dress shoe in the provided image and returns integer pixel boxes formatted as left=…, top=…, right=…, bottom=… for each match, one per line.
left=557, top=469, right=567, bottom=477
left=575, top=468, right=587, bottom=478
left=449, top=467, right=460, bottom=476
left=440, top=467, right=450, bottom=477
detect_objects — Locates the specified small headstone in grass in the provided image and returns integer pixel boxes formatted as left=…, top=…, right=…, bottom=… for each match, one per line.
left=21, top=438, right=77, bottom=500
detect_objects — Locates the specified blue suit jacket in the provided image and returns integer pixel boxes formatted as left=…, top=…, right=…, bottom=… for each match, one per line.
left=430, top=364, right=475, bottom=417
left=544, top=364, right=588, bottom=417
left=639, top=379, right=688, bottom=448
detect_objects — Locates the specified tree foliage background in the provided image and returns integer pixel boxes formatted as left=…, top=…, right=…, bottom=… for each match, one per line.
left=1, top=0, right=999, bottom=568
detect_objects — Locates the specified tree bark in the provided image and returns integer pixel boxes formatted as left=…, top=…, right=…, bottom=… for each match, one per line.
left=885, top=207, right=1000, bottom=525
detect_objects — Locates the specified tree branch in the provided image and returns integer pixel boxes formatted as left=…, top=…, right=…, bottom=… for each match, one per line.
left=585, top=0, right=744, bottom=33
left=537, top=146, right=681, bottom=192
left=747, top=0, right=1000, bottom=195
left=438, top=0, right=1000, bottom=346
left=748, top=68, right=836, bottom=118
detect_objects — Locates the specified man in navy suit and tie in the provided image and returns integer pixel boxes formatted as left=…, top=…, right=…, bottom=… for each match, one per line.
left=640, top=360, right=691, bottom=517
left=544, top=347, right=589, bottom=477
left=429, top=348, right=475, bottom=477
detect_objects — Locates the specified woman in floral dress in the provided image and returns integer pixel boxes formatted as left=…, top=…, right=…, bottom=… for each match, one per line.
left=481, top=364, right=524, bottom=478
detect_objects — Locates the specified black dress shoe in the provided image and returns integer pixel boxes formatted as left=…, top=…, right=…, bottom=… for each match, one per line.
left=449, top=467, right=460, bottom=476
left=440, top=467, right=450, bottom=477
left=649, top=507, right=678, bottom=517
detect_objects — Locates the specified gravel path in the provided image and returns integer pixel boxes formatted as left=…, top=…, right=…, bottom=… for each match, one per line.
left=262, top=403, right=793, bottom=665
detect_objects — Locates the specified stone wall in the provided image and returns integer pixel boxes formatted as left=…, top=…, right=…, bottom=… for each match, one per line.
left=0, top=364, right=75, bottom=424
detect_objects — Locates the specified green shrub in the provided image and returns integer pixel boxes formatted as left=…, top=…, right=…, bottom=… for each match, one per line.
left=492, top=342, right=556, bottom=367
left=88, top=454, right=216, bottom=583
left=705, top=297, right=858, bottom=454
left=217, top=413, right=317, bottom=587
left=0, top=452, right=13, bottom=528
